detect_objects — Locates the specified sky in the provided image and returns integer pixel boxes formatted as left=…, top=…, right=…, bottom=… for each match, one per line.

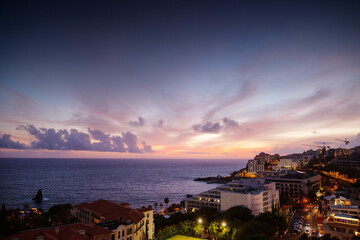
left=0, top=0, right=360, bottom=159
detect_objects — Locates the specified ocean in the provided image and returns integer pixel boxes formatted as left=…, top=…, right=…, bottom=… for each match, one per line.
left=0, top=158, right=246, bottom=210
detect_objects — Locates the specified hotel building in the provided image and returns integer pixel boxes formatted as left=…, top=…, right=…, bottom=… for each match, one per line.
left=72, top=199, right=154, bottom=240
left=184, top=179, right=279, bottom=216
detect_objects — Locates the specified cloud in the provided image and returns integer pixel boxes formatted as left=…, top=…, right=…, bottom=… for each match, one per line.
left=153, top=119, right=164, bottom=128
left=142, top=141, right=154, bottom=153
left=312, top=141, right=334, bottom=145
left=313, top=131, right=319, bottom=134
left=4, top=124, right=153, bottom=153
left=129, top=116, right=146, bottom=127
left=193, top=122, right=222, bottom=133
left=0, top=133, right=27, bottom=149
left=193, top=117, right=240, bottom=133
left=222, top=117, right=240, bottom=129
left=204, top=81, right=256, bottom=120
left=121, top=131, right=142, bottom=153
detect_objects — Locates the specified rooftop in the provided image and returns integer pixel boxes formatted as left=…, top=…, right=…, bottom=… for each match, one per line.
left=73, top=199, right=144, bottom=224
left=9, top=223, right=111, bottom=240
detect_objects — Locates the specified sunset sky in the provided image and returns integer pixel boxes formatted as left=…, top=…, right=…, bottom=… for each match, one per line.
left=1, top=1, right=360, bottom=159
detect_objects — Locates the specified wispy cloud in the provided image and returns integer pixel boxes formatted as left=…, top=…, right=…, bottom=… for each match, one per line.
left=203, top=80, right=256, bottom=120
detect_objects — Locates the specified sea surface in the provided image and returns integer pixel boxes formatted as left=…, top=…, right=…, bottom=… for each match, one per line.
left=0, top=158, right=246, bottom=210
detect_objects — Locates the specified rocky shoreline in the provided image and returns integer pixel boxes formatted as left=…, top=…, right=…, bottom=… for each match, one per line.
left=194, top=175, right=232, bottom=184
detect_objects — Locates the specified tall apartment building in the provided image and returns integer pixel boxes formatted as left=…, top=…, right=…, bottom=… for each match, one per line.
left=72, top=199, right=154, bottom=240
left=323, top=205, right=360, bottom=239
left=184, top=179, right=279, bottom=216
left=264, top=170, right=321, bottom=201
left=247, top=159, right=265, bottom=173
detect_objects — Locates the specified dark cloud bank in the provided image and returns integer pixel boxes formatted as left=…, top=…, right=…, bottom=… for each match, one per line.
left=0, top=125, right=153, bottom=153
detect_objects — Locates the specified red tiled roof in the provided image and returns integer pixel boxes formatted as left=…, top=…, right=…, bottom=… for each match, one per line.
left=138, top=207, right=153, bottom=212
left=9, top=223, right=111, bottom=240
left=74, top=199, right=144, bottom=224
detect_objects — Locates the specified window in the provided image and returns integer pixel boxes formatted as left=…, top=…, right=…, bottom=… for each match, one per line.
left=127, top=228, right=132, bottom=235
left=122, top=229, right=125, bottom=237
left=118, top=231, right=120, bottom=238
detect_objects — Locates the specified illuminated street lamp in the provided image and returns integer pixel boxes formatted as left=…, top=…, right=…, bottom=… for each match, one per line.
left=198, top=218, right=203, bottom=224
left=221, top=221, right=226, bottom=227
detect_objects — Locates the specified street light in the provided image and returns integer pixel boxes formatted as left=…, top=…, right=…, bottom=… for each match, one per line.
left=198, top=218, right=203, bottom=224
left=221, top=221, right=226, bottom=227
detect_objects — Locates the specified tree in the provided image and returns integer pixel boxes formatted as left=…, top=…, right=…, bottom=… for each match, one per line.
left=208, top=221, right=230, bottom=240
left=23, top=203, right=30, bottom=210
left=196, top=207, right=221, bottom=224
left=154, top=203, right=158, bottom=212
left=48, top=204, right=73, bottom=225
left=164, top=197, right=169, bottom=211
left=154, top=214, right=166, bottom=232
left=177, top=220, right=195, bottom=236
left=160, top=203, right=163, bottom=212
left=235, top=220, right=271, bottom=240
left=224, top=206, right=254, bottom=222
left=257, top=211, right=288, bottom=238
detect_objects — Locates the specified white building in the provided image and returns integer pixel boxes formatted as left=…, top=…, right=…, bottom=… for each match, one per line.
left=278, top=158, right=299, bottom=170
left=184, top=179, right=279, bottom=216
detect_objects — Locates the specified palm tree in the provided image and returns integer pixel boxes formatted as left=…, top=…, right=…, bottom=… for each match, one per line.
left=154, top=203, right=158, bottom=212
left=160, top=203, right=163, bottom=212
left=164, top=197, right=169, bottom=211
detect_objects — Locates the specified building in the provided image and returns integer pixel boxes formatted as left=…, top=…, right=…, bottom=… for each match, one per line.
left=8, top=223, right=112, bottom=240
left=184, top=179, right=279, bottom=216
left=323, top=194, right=351, bottom=206
left=247, top=159, right=265, bottom=173
left=265, top=170, right=321, bottom=201
left=254, top=152, right=279, bottom=163
left=322, top=205, right=360, bottom=239
left=72, top=199, right=154, bottom=240
left=277, top=158, right=299, bottom=170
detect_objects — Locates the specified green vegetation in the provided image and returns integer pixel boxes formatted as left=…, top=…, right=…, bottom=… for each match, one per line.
left=0, top=203, right=76, bottom=236
left=155, top=206, right=290, bottom=240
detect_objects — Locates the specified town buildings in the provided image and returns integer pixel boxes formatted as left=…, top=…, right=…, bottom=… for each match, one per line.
left=264, top=170, right=321, bottom=201
left=277, top=158, right=299, bottom=170
left=72, top=199, right=154, bottom=240
left=247, top=159, right=265, bottom=173
left=9, top=223, right=112, bottom=240
left=323, top=205, right=360, bottom=239
left=184, top=179, right=279, bottom=216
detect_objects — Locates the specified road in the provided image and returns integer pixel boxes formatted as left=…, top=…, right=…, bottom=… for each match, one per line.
left=284, top=205, right=319, bottom=240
